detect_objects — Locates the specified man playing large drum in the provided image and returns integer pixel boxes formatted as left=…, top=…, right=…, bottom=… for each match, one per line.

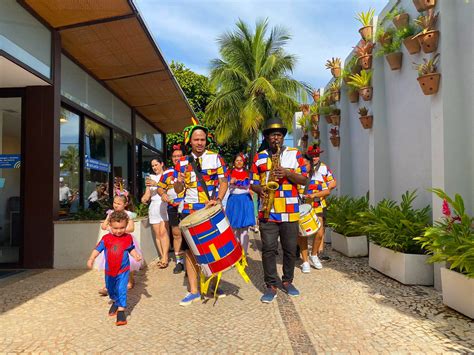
left=173, top=120, right=229, bottom=306
left=250, top=116, right=308, bottom=303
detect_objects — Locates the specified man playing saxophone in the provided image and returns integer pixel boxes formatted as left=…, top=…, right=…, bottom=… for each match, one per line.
left=251, top=116, right=308, bottom=303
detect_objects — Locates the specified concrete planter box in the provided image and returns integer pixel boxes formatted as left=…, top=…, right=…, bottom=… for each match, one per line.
left=440, top=267, right=474, bottom=318
left=53, top=218, right=158, bottom=269
left=324, top=228, right=332, bottom=244
left=331, top=232, right=368, bottom=257
left=368, top=242, right=433, bottom=285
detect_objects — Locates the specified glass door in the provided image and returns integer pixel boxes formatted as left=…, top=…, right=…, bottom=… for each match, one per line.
left=0, top=97, right=22, bottom=264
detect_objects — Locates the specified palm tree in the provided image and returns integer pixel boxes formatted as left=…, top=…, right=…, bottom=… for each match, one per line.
left=206, top=18, right=308, bottom=157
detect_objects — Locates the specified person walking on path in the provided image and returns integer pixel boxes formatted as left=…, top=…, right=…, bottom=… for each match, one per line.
left=173, top=120, right=229, bottom=306
left=250, top=116, right=308, bottom=303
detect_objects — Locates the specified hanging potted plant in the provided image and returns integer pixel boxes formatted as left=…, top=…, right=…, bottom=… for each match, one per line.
left=320, top=105, right=332, bottom=124
left=413, top=0, right=437, bottom=12
left=414, top=10, right=439, bottom=54
left=397, top=23, right=421, bottom=55
left=413, top=53, right=441, bottom=95
left=325, top=57, right=342, bottom=78
left=375, top=25, right=394, bottom=47
left=311, top=127, right=320, bottom=139
left=330, top=127, right=340, bottom=147
left=356, top=8, right=375, bottom=41
left=347, top=86, right=359, bottom=103
left=415, top=189, right=474, bottom=319
left=386, top=6, right=410, bottom=30
left=330, top=108, right=341, bottom=126
left=300, top=103, right=310, bottom=116
left=358, top=107, right=373, bottom=129
left=341, top=56, right=358, bottom=84
left=310, top=104, right=320, bottom=125
left=348, top=70, right=373, bottom=101
left=311, top=89, right=320, bottom=102
left=329, top=79, right=341, bottom=102
left=354, top=40, right=375, bottom=70
left=375, top=36, right=403, bottom=70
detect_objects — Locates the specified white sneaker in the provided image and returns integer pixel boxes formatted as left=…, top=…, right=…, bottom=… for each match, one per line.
left=301, top=262, right=311, bottom=273
left=309, top=255, right=323, bottom=270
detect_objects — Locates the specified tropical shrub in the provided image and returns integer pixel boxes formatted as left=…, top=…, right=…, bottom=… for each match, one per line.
left=375, top=36, right=402, bottom=57
left=355, top=191, right=431, bottom=254
left=356, top=8, right=375, bottom=27
left=416, top=189, right=474, bottom=277
left=348, top=70, right=372, bottom=89
left=327, top=195, right=369, bottom=236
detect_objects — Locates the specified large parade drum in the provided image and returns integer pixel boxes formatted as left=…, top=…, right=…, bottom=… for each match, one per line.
left=299, top=204, right=321, bottom=237
left=179, top=204, right=243, bottom=278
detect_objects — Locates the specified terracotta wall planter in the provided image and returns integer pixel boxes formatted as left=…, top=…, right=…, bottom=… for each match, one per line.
left=311, top=92, right=320, bottom=102
left=393, top=13, right=409, bottom=30
left=386, top=52, right=403, bottom=70
left=359, top=26, right=373, bottom=41
left=331, top=90, right=340, bottom=102
left=359, top=55, right=373, bottom=69
left=311, top=130, right=320, bottom=139
left=330, top=115, right=340, bottom=126
left=359, top=115, right=373, bottom=129
left=311, top=114, right=319, bottom=124
left=348, top=90, right=359, bottom=103
left=359, top=86, right=373, bottom=101
left=378, top=36, right=392, bottom=47
left=413, top=0, right=437, bottom=12
left=330, top=136, right=340, bottom=147
left=331, top=67, right=341, bottom=78
left=417, top=73, right=441, bottom=95
left=417, top=30, right=440, bottom=53
left=403, top=36, right=421, bottom=54
left=324, top=115, right=332, bottom=124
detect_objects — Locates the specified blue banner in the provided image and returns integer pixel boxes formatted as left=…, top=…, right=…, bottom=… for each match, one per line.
left=85, top=157, right=110, bottom=173
left=0, top=154, right=21, bottom=169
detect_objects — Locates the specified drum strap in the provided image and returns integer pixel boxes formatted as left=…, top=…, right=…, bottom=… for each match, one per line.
left=188, top=155, right=215, bottom=201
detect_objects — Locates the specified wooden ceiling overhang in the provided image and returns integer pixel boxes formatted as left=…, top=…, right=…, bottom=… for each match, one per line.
left=23, top=0, right=194, bottom=133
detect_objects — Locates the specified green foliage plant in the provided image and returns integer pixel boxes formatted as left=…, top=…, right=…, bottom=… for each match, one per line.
left=415, top=189, right=474, bottom=278
left=348, top=70, right=373, bottom=89
left=395, top=23, right=420, bottom=40
left=356, top=8, right=375, bottom=27
left=413, top=53, right=440, bottom=77
left=358, top=106, right=369, bottom=116
left=355, top=191, right=431, bottom=254
left=325, top=57, right=342, bottom=70
left=375, top=36, right=402, bottom=57
left=414, top=9, right=439, bottom=36
left=385, top=6, right=406, bottom=21
left=327, top=195, right=369, bottom=236
left=329, top=79, right=341, bottom=92
left=375, top=25, right=395, bottom=45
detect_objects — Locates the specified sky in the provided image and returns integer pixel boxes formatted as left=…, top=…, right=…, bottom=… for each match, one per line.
left=134, top=0, right=388, bottom=91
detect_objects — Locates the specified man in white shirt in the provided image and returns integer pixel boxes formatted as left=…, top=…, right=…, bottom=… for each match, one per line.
left=59, top=177, right=72, bottom=207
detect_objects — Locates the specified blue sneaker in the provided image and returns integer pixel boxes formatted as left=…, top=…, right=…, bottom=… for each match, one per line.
left=282, top=282, right=300, bottom=297
left=179, top=292, right=201, bottom=306
left=260, top=286, right=277, bottom=303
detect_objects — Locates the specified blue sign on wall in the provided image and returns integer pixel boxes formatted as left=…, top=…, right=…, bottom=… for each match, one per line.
left=0, top=154, right=21, bottom=169
left=85, top=157, right=110, bottom=173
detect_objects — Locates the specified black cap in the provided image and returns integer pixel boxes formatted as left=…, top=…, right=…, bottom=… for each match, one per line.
left=262, top=116, right=287, bottom=136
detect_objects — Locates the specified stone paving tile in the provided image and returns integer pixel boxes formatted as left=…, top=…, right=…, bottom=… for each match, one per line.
left=0, top=232, right=473, bottom=354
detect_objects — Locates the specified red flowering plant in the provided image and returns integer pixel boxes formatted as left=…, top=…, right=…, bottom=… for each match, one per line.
left=416, top=188, right=474, bottom=277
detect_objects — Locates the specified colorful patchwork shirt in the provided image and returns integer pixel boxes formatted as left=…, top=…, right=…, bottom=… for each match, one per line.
left=173, top=150, right=228, bottom=213
left=314, top=162, right=334, bottom=209
left=251, top=147, right=307, bottom=222
left=299, top=174, right=329, bottom=214
left=157, top=168, right=184, bottom=207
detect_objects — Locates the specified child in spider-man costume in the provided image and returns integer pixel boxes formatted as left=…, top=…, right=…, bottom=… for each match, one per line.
left=87, top=211, right=142, bottom=326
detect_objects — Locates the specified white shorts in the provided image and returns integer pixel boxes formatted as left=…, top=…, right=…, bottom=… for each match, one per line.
left=149, top=200, right=168, bottom=224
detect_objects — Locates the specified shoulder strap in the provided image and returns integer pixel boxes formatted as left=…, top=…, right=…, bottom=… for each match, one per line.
left=188, top=155, right=212, bottom=201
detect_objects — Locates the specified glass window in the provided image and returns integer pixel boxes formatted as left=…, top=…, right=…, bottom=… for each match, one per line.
left=137, top=144, right=161, bottom=196
left=84, top=118, right=110, bottom=209
left=59, top=108, right=80, bottom=217
left=113, top=132, right=132, bottom=197
left=0, top=0, right=51, bottom=78
left=61, top=55, right=132, bottom=133
left=136, top=115, right=163, bottom=151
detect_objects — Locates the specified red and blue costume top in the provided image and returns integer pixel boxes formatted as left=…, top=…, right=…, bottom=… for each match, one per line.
left=228, top=168, right=250, bottom=194
left=95, top=233, right=135, bottom=277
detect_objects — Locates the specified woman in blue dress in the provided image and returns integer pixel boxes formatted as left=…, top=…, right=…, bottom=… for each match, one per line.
left=225, top=153, right=255, bottom=254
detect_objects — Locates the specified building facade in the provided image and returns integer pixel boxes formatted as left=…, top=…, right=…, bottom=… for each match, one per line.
left=0, top=0, right=195, bottom=268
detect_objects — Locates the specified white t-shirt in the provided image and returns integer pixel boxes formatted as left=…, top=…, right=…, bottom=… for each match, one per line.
left=59, top=186, right=71, bottom=201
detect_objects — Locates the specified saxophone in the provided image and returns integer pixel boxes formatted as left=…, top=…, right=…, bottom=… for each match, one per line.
left=262, top=143, right=281, bottom=219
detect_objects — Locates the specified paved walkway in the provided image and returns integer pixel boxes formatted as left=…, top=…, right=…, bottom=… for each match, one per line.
left=1, top=233, right=473, bottom=354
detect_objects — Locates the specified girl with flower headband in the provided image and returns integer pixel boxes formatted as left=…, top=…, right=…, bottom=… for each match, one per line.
left=96, top=193, right=143, bottom=294
left=225, top=153, right=256, bottom=254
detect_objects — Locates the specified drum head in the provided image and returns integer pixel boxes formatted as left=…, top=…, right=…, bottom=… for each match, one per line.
left=179, top=204, right=222, bottom=228
left=299, top=204, right=312, bottom=216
